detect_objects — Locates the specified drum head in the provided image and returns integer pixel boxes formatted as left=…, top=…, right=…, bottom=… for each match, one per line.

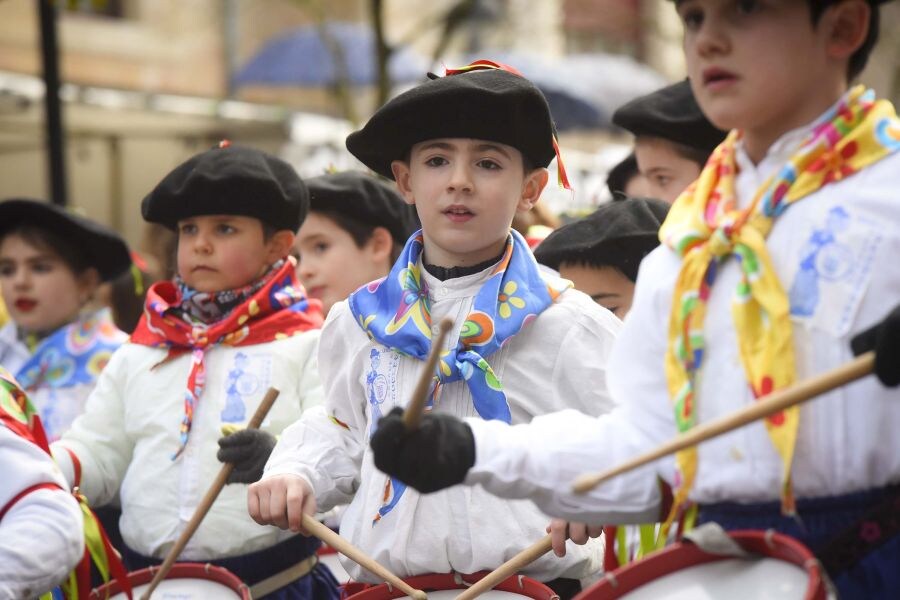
left=575, top=529, right=826, bottom=600
left=345, top=572, right=558, bottom=599
left=89, top=562, right=250, bottom=600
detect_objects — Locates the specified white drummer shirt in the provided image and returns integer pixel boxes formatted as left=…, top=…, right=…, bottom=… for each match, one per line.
left=50, top=330, right=324, bottom=560
left=0, top=423, right=84, bottom=599
left=264, top=262, right=621, bottom=583
left=463, top=116, right=900, bottom=525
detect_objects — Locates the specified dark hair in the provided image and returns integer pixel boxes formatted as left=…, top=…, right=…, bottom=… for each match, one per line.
left=809, top=0, right=880, bottom=81
left=318, top=210, right=404, bottom=263
left=556, top=240, right=657, bottom=283
left=1, top=225, right=92, bottom=275
left=606, top=153, right=641, bottom=197
left=669, top=140, right=712, bottom=168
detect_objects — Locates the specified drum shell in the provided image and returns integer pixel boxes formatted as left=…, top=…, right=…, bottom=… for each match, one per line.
left=574, top=529, right=827, bottom=600
left=89, top=562, right=251, bottom=599
left=345, top=571, right=560, bottom=599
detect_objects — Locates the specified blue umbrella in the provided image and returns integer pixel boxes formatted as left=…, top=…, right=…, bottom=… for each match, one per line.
left=234, top=21, right=427, bottom=88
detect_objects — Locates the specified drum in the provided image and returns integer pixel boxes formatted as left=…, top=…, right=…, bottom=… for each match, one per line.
left=89, top=562, right=250, bottom=599
left=575, top=529, right=828, bottom=600
left=317, top=543, right=352, bottom=582
left=345, top=572, right=559, bottom=599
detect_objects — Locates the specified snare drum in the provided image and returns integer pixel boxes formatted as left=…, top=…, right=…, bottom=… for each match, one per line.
left=575, top=529, right=827, bottom=600
left=345, top=572, right=559, bottom=599
left=89, top=562, right=250, bottom=599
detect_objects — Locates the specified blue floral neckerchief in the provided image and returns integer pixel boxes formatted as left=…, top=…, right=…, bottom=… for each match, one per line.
left=15, top=309, right=127, bottom=441
left=349, top=229, right=570, bottom=523
left=15, top=309, right=126, bottom=392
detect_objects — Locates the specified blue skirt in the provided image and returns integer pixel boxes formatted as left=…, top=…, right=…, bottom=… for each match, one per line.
left=698, top=485, right=900, bottom=600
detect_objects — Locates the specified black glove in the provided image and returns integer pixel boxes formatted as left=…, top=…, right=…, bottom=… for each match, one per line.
left=370, top=407, right=476, bottom=493
left=217, top=429, right=277, bottom=484
left=851, top=304, right=900, bottom=387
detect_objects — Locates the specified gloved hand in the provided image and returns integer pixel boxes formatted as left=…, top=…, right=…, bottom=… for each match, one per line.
left=851, top=304, right=900, bottom=387
left=370, top=407, right=476, bottom=493
left=217, top=428, right=277, bottom=484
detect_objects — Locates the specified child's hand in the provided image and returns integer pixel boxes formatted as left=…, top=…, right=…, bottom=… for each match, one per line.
left=851, top=304, right=900, bottom=387
left=247, top=474, right=316, bottom=534
left=217, top=428, right=278, bottom=484
left=546, top=518, right=604, bottom=558
left=370, top=407, right=476, bottom=493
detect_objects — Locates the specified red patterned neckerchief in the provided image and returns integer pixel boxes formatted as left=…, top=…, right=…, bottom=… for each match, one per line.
left=131, top=257, right=323, bottom=458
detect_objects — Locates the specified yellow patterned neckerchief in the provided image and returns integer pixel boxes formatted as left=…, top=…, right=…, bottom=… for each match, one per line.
left=658, top=86, right=900, bottom=530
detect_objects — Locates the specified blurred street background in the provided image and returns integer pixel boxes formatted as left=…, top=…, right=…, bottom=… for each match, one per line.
left=0, top=0, right=898, bottom=252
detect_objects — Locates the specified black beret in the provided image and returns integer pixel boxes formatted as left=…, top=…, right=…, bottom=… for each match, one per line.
left=142, top=143, right=309, bottom=231
left=346, top=68, right=557, bottom=180
left=612, top=80, right=727, bottom=155
left=306, top=171, right=419, bottom=245
left=0, top=198, right=131, bottom=282
left=534, top=197, right=670, bottom=282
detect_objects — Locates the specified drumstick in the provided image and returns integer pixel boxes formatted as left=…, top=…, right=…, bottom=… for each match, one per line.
left=403, top=318, right=453, bottom=429
left=300, top=515, right=428, bottom=600
left=140, top=387, right=280, bottom=600
left=455, top=535, right=553, bottom=600
left=572, top=352, right=874, bottom=494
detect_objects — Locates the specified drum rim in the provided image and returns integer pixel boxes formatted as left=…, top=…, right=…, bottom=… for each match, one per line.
left=345, top=571, right=559, bottom=599
left=89, top=562, right=251, bottom=599
left=573, top=529, right=826, bottom=600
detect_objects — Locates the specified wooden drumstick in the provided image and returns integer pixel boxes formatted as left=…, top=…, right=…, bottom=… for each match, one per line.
left=572, top=352, right=874, bottom=494
left=455, top=535, right=553, bottom=600
left=300, top=515, right=427, bottom=599
left=140, top=387, right=280, bottom=600
left=403, top=318, right=454, bottom=429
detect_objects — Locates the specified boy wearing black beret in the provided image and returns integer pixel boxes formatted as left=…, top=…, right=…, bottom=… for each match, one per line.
left=294, top=170, right=419, bottom=314
left=50, top=143, right=340, bottom=598
left=534, top=198, right=670, bottom=319
left=613, top=79, right=726, bottom=203
left=250, top=61, right=621, bottom=597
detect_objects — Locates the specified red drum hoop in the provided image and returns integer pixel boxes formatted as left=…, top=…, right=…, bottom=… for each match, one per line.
left=574, top=529, right=827, bottom=600
left=345, top=571, right=560, bottom=599
left=89, top=562, right=250, bottom=599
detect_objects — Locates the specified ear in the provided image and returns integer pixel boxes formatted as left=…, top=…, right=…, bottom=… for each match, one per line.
left=265, top=230, right=296, bottom=262
left=367, top=226, right=394, bottom=264
left=822, top=0, right=870, bottom=63
left=517, top=168, right=549, bottom=212
left=77, top=267, right=101, bottom=304
left=390, top=160, right=416, bottom=206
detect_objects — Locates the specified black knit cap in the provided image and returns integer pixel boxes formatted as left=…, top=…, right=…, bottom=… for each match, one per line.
left=534, top=197, right=670, bottom=282
left=346, top=66, right=557, bottom=180
left=142, top=142, right=309, bottom=231
left=0, top=198, right=131, bottom=282
left=612, top=80, right=727, bottom=155
left=307, top=171, right=420, bottom=245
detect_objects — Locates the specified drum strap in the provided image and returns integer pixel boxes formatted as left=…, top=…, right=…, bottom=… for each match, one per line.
left=817, top=485, right=900, bottom=575
left=248, top=555, right=318, bottom=598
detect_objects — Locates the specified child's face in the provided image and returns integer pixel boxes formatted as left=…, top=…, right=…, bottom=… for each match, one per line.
left=678, top=0, right=851, bottom=155
left=391, top=138, right=547, bottom=267
left=634, top=137, right=703, bottom=203
left=0, top=234, right=95, bottom=334
left=558, top=263, right=635, bottom=319
left=294, top=212, right=392, bottom=314
left=176, top=215, right=290, bottom=293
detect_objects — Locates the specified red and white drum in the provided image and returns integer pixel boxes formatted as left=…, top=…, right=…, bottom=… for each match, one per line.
left=89, top=562, right=250, bottom=599
left=575, top=529, right=828, bottom=600
left=345, top=572, right=559, bottom=599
